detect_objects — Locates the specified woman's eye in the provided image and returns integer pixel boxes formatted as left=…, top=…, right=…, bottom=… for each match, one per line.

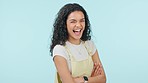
left=80, top=19, right=85, bottom=22
left=70, top=21, right=76, bottom=23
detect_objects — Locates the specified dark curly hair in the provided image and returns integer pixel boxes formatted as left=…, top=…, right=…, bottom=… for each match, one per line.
left=50, top=3, right=91, bottom=56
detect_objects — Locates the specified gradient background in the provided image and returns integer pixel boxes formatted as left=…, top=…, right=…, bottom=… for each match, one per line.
left=0, top=0, right=148, bottom=83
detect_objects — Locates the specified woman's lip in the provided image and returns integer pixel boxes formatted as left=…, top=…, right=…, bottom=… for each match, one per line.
left=73, top=30, right=81, bottom=32
left=74, top=30, right=81, bottom=35
left=73, top=29, right=81, bottom=32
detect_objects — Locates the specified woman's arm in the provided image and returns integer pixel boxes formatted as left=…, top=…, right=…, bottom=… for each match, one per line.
left=72, top=50, right=106, bottom=83
left=54, top=51, right=106, bottom=83
left=88, top=50, right=106, bottom=83
left=54, top=55, right=75, bottom=83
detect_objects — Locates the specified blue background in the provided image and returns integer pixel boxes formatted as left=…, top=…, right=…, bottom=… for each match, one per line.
left=0, top=0, right=148, bottom=83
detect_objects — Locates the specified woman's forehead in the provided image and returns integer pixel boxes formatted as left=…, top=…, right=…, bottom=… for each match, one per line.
left=67, top=11, right=85, bottom=20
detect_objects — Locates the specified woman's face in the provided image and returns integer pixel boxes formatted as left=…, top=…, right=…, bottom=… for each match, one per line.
left=66, top=11, right=85, bottom=43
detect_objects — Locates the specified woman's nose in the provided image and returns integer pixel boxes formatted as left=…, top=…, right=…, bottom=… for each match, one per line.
left=76, top=22, right=81, bottom=27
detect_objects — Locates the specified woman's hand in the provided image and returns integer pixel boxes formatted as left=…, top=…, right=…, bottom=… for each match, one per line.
left=91, top=62, right=103, bottom=77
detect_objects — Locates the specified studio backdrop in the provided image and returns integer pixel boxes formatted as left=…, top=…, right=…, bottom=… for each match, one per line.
left=0, top=0, right=148, bottom=83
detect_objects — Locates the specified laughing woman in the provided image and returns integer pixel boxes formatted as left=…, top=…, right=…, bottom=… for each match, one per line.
left=50, top=3, right=106, bottom=83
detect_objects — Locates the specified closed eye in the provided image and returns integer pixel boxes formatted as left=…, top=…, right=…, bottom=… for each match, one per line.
left=80, top=19, right=85, bottom=22
left=70, top=20, right=77, bottom=23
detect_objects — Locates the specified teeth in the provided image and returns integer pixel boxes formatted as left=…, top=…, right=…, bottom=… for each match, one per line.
left=74, top=29, right=81, bottom=32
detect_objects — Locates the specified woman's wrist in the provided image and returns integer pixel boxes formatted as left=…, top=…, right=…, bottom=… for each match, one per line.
left=74, top=77, right=84, bottom=83
left=83, top=76, right=88, bottom=83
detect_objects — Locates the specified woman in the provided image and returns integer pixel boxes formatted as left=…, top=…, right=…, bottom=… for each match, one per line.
left=50, top=3, right=106, bottom=83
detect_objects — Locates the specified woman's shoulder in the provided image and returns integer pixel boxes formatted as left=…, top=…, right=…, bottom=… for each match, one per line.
left=84, top=40, right=97, bottom=56
left=53, top=44, right=67, bottom=56
left=53, top=44, right=68, bottom=60
left=84, top=40, right=95, bottom=46
left=53, top=44, right=65, bottom=50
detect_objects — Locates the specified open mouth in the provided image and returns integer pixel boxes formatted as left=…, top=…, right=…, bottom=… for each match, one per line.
left=73, top=29, right=81, bottom=35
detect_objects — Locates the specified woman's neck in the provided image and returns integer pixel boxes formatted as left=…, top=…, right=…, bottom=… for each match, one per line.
left=68, top=39, right=81, bottom=45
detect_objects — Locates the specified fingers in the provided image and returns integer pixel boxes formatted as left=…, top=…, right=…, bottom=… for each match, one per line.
left=91, top=63, right=103, bottom=77
left=98, top=63, right=102, bottom=75
left=91, top=63, right=97, bottom=76
left=94, top=65, right=99, bottom=76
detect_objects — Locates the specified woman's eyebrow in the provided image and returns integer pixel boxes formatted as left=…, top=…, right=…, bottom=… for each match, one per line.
left=81, top=18, right=85, bottom=20
left=81, top=17, right=85, bottom=19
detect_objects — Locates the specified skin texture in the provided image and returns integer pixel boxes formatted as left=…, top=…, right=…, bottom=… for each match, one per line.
left=54, top=11, right=106, bottom=83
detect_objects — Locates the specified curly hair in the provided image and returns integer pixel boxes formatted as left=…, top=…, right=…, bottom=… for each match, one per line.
left=50, top=3, right=91, bottom=56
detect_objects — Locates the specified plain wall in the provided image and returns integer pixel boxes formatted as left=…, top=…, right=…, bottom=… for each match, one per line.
left=0, top=0, right=148, bottom=83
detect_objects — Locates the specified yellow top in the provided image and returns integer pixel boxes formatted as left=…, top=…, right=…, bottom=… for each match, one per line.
left=55, top=42, right=93, bottom=83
